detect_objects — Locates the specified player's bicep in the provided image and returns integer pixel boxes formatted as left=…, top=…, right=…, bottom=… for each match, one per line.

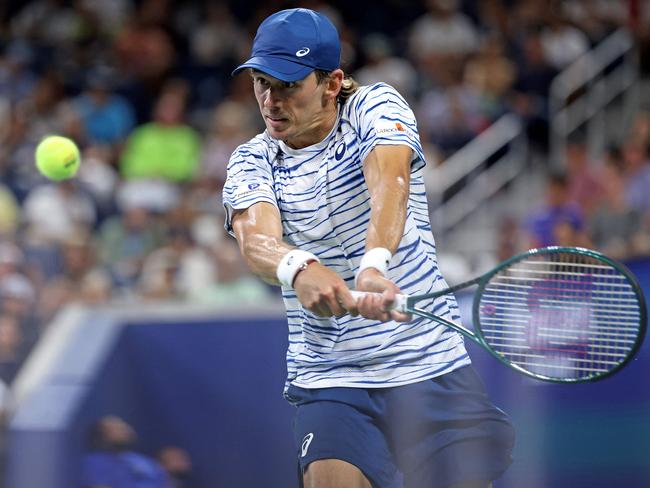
left=231, top=202, right=283, bottom=244
left=362, top=145, right=412, bottom=193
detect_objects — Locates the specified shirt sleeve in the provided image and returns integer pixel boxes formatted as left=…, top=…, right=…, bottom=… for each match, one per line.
left=222, top=141, right=277, bottom=235
left=351, top=83, right=426, bottom=172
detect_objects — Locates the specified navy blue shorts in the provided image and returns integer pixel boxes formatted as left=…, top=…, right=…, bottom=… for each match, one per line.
left=287, top=366, right=515, bottom=488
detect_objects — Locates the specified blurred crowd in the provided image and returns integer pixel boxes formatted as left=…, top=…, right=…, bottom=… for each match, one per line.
left=0, top=0, right=648, bottom=393
left=517, top=119, right=650, bottom=262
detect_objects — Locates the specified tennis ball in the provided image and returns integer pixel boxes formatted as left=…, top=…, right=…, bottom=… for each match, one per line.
left=35, top=135, right=81, bottom=180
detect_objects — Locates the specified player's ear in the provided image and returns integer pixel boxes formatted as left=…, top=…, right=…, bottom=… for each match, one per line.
left=322, top=69, right=343, bottom=103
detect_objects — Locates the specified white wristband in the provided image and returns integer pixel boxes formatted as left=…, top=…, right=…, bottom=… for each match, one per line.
left=276, top=249, right=320, bottom=288
left=355, top=247, right=392, bottom=285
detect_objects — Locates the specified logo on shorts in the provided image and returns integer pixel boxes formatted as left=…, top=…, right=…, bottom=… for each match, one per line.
left=296, top=47, right=310, bottom=57
left=301, top=433, right=314, bottom=457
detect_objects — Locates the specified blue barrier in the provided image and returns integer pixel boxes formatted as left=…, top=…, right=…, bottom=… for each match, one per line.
left=5, top=307, right=297, bottom=488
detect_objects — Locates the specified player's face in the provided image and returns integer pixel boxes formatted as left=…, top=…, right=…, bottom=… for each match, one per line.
left=252, top=70, right=342, bottom=149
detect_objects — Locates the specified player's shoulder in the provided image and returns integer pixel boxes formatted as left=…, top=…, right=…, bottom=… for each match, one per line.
left=229, top=131, right=279, bottom=164
left=342, top=82, right=409, bottom=115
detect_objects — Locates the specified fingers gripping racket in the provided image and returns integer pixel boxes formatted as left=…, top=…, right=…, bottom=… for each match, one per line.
left=352, top=247, right=647, bottom=383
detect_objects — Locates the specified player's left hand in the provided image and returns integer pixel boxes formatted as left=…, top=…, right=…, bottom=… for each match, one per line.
left=355, top=269, right=412, bottom=322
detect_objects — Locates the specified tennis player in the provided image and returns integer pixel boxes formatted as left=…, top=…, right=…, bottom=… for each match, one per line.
left=225, top=8, right=514, bottom=488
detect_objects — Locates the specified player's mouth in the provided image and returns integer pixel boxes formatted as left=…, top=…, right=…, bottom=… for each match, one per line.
left=266, top=115, right=289, bottom=130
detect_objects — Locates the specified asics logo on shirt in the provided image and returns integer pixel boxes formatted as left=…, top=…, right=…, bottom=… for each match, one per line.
left=301, top=433, right=314, bottom=457
left=296, top=48, right=310, bottom=57
left=335, top=141, right=346, bottom=160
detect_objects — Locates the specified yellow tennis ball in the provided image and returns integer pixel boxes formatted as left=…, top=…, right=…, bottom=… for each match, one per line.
left=35, top=135, right=81, bottom=180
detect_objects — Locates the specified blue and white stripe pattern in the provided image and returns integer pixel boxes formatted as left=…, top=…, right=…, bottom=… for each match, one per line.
left=224, top=83, right=470, bottom=389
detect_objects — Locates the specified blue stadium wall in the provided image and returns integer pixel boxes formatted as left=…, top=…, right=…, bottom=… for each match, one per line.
left=6, top=259, right=650, bottom=488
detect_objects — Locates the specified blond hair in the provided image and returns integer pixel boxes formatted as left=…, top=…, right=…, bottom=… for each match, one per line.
left=315, top=70, right=359, bottom=105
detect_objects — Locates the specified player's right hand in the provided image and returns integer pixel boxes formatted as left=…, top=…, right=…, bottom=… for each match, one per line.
left=293, top=262, right=359, bottom=318
left=355, top=268, right=412, bottom=322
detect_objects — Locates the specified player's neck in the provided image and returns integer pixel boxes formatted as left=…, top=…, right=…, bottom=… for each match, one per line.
left=284, top=105, right=339, bottom=149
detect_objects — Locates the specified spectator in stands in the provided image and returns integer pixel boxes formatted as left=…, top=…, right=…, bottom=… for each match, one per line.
left=10, top=0, right=86, bottom=46
left=70, top=66, right=136, bottom=148
left=0, top=246, right=41, bottom=354
left=0, top=182, right=20, bottom=237
left=97, top=193, right=166, bottom=293
left=354, top=33, right=418, bottom=102
left=0, top=40, right=37, bottom=104
left=565, top=140, right=605, bottom=217
left=560, top=0, right=627, bottom=43
left=588, top=152, right=643, bottom=259
left=189, top=2, right=249, bottom=76
left=510, top=30, right=559, bottom=150
left=112, top=5, right=176, bottom=86
left=629, top=110, right=650, bottom=145
left=76, top=144, right=121, bottom=221
left=524, top=171, right=586, bottom=248
left=119, top=82, right=201, bottom=182
left=188, top=236, right=273, bottom=306
left=539, top=11, right=590, bottom=70
left=36, top=231, right=110, bottom=325
left=156, top=446, right=193, bottom=488
left=78, top=269, right=113, bottom=306
left=138, top=226, right=193, bottom=300
left=112, top=12, right=178, bottom=125
left=14, top=71, right=68, bottom=144
left=621, top=137, right=650, bottom=215
left=200, top=100, right=256, bottom=187
left=463, top=32, right=516, bottom=123
left=22, top=179, right=97, bottom=257
left=82, top=415, right=170, bottom=488
left=0, top=244, right=24, bottom=281
left=416, top=67, right=484, bottom=154
left=6, top=72, right=69, bottom=198
left=408, top=0, right=479, bottom=80
left=0, top=313, right=28, bottom=385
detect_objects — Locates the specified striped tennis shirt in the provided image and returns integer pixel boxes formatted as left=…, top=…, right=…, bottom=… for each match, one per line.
left=224, top=83, right=470, bottom=390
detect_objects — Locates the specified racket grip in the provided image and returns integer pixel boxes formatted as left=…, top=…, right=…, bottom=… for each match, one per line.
left=350, top=291, right=409, bottom=313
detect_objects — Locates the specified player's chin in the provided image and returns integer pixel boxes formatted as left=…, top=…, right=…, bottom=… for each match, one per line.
left=265, top=119, right=291, bottom=136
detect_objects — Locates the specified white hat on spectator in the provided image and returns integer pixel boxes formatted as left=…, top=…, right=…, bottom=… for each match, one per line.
left=0, top=273, right=35, bottom=303
left=116, top=180, right=180, bottom=213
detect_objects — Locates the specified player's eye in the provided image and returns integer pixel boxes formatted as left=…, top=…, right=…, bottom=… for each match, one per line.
left=282, top=81, right=297, bottom=89
left=255, top=77, right=270, bottom=88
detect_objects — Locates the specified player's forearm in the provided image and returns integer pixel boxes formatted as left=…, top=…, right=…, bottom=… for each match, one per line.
left=231, top=203, right=296, bottom=285
left=237, top=232, right=295, bottom=285
left=365, top=178, right=409, bottom=253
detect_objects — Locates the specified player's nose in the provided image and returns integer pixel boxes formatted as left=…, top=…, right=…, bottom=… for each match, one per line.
left=263, top=88, right=284, bottom=108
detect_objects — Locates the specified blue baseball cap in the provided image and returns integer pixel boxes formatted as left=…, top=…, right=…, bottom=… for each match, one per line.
left=232, top=8, right=340, bottom=82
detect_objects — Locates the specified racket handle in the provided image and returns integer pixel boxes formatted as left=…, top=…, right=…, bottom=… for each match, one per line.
left=350, top=291, right=409, bottom=313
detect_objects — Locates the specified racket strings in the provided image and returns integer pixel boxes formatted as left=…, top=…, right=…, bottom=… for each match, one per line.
left=478, top=252, right=643, bottom=381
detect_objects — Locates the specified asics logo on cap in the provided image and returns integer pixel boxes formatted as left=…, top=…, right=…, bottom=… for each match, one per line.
left=296, top=47, right=310, bottom=57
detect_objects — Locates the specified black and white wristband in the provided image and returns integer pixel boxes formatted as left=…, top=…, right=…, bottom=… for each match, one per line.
left=355, top=247, right=392, bottom=286
left=277, top=249, right=320, bottom=288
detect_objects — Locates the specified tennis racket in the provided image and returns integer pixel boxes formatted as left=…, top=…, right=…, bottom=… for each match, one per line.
left=351, top=246, right=647, bottom=383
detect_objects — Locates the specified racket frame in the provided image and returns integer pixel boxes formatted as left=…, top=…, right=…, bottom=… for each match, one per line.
left=405, top=246, right=647, bottom=383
